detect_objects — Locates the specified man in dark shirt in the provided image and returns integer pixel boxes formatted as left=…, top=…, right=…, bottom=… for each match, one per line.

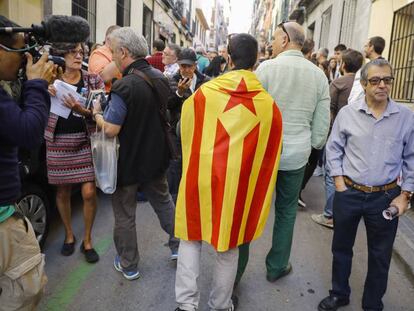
left=147, top=39, right=166, bottom=72
left=0, top=15, right=55, bottom=309
left=311, top=49, right=364, bottom=229
left=92, top=27, right=179, bottom=281
left=167, top=48, right=210, bottom=202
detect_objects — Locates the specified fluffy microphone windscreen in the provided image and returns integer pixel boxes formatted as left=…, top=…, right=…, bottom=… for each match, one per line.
left=44, top=15, right=90, bottom=43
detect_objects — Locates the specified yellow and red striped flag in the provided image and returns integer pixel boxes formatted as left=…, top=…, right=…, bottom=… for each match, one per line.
left=175, top=70, right=283, bottom=252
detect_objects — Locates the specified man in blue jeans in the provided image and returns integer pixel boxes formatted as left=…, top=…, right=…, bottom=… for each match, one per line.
left=312, top=49, right=364, bottom=229
left=318, top=59, right=414, bottom=311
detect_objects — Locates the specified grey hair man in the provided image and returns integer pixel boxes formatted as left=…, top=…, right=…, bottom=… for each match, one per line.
left=92, top=27, right=179, bottom=280
left=162, top=43, right=181, bottom=78
left=319, top=58, right=414, bottom=311
left=316, top=47, right=329, bottom=65
left=218, top=44, right=230, bottom=73
left=236, top=21, right=330, bottom=285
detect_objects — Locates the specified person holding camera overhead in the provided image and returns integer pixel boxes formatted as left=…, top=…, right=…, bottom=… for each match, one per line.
left=46, top=42, right=104, bottom=263
left=0, top=15, right=55, bottom=310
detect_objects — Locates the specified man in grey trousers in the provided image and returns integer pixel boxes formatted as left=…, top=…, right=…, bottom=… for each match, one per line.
left=93, top=27, right=179, bottom=280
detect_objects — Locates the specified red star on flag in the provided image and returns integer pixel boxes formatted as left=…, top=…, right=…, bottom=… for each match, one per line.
left=220, top=78, right=260, bottom=115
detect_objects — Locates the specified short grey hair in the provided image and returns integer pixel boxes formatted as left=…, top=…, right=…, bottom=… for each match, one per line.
left=318, top=47, right=329, bottom=58
left=110, top=27, right=148, bottom=59
left=360, top=58, right=393, bottom=82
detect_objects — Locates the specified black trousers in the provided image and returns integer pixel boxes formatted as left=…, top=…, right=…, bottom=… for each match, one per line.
left=301, top=148, right=322, bottom=190
left=330, top=186, right=400, bottom=310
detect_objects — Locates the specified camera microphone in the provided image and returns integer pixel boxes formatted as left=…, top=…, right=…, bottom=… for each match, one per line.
left=0, top=15, right=90, bottom=43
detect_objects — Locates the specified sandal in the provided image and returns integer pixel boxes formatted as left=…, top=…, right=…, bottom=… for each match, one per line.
left=61, top=236, right=76, bottom=256
left=80, top=242, right=99, bottom=263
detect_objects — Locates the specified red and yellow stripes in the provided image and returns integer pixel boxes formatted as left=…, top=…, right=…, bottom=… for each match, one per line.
left=175, top=70, right=283, bottom=251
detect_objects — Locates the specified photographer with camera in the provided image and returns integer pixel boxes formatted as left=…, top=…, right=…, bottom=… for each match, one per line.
left=0, top=15, right=55, bottom=310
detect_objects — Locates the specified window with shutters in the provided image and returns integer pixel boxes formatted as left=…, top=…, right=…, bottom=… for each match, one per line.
left=319, top=6, right=332, bottom=48
left=339, top=0, right=357, bottom=47
left=389, top=2, right=414, bottom=103
left=72, top=0, right=96, bottom=43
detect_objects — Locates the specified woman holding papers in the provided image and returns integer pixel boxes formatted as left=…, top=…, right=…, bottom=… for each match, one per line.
left=44, top=43, right=104, bottom=263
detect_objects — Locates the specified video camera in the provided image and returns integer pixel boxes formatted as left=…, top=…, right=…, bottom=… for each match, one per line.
left=0, top=15, right=90, bottom=74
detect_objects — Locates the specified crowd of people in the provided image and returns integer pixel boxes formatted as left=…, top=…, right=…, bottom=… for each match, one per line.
left=0, top=13, right=413, bottom=311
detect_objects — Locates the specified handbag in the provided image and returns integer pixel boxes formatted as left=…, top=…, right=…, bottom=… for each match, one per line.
left=90, top=123, right=120, bottom=194
left=129, top=68, right=179, bottom=160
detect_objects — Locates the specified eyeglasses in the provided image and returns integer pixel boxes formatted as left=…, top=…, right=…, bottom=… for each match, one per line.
left=367, top=76, right=394, bottom=86
left=278, top=21, right=291, bottom=42
left=68, top=49, right=84, bottom=57
left=0, top=43, right=37, bottom=54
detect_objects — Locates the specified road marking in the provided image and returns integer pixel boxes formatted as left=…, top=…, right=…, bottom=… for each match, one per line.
left=41, top=235, right=113, bottom=310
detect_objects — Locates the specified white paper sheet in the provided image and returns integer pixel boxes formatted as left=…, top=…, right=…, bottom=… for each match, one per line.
left=50, top=80, right=86, bottom=119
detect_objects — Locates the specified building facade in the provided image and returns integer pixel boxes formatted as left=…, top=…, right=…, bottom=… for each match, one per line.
left=250, top=0, right=296, bottom=52
left=208, top=0, right=230, bottom=51
left=1, top=0, right=224, bottom=51
left=289, top=0, right=372, bottom=55
left=369, top=0, right=414, bottom=105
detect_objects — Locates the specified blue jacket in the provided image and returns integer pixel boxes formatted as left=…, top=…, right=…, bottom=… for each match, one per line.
left=0, top=79, right=50, bottom=205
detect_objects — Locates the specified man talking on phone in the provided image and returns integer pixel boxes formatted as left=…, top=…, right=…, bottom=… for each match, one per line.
left=167, top=48, right=210, bottom=202
left=0, top=15, right=55, bottom=309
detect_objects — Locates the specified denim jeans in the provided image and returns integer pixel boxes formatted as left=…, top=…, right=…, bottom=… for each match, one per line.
left=330, top=187, right=400, bottom=310
left=324, top=172, right=335, bottom=218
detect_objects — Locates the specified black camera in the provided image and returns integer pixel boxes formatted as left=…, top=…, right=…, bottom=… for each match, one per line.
left=0, top=15, right=90, bottom=74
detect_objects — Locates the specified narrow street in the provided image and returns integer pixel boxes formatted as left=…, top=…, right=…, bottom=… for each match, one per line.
left=38, top=177, right=414, bottom=311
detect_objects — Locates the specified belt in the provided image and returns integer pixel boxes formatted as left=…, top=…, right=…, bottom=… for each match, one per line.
left=344, top=176, right=398, bottom=193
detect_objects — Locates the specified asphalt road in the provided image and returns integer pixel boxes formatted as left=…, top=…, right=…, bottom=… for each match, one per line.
left=38, top=177, right=414, bottom=311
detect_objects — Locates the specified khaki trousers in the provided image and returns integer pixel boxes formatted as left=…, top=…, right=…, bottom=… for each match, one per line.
left=0, top=215, right=47, bottom=311
left=175, top=240, right=238, bottom=311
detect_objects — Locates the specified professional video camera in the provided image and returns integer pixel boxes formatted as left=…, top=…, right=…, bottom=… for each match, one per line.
left=0, top=15, right=90, bottom=73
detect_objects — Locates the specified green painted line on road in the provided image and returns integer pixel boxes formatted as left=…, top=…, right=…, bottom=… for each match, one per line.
left=41, top=235, right=113, bottom=311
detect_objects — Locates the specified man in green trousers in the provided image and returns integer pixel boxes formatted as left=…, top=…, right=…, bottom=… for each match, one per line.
left=236, top=21, right=330, bottom=284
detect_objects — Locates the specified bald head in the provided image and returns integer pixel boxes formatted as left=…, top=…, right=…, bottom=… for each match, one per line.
left=284, top=22, right=305, bottom=48
left=272, top=21, right=305, bottom=57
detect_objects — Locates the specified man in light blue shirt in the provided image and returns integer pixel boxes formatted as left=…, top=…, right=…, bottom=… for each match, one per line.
left=319, top=59, right=414, bottom=311
left=236, top=21, right=330, bottom=285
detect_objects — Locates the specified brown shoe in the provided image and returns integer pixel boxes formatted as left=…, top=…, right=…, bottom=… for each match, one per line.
left=311, top=214, right=333, bottom=229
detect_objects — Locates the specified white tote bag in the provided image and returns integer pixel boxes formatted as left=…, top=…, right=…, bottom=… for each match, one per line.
left=90, top=125, right=119, bottom=194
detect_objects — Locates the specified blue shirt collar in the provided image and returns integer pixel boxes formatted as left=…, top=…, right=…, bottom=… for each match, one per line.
left=355, top=97, right=400, bottom=118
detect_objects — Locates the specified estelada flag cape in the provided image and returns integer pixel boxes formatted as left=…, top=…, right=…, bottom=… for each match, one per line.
left=175, top=70, right=283, bottom=252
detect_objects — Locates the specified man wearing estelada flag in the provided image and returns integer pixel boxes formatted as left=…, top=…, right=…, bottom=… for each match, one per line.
left=174, top=34, right=283, bottom=311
